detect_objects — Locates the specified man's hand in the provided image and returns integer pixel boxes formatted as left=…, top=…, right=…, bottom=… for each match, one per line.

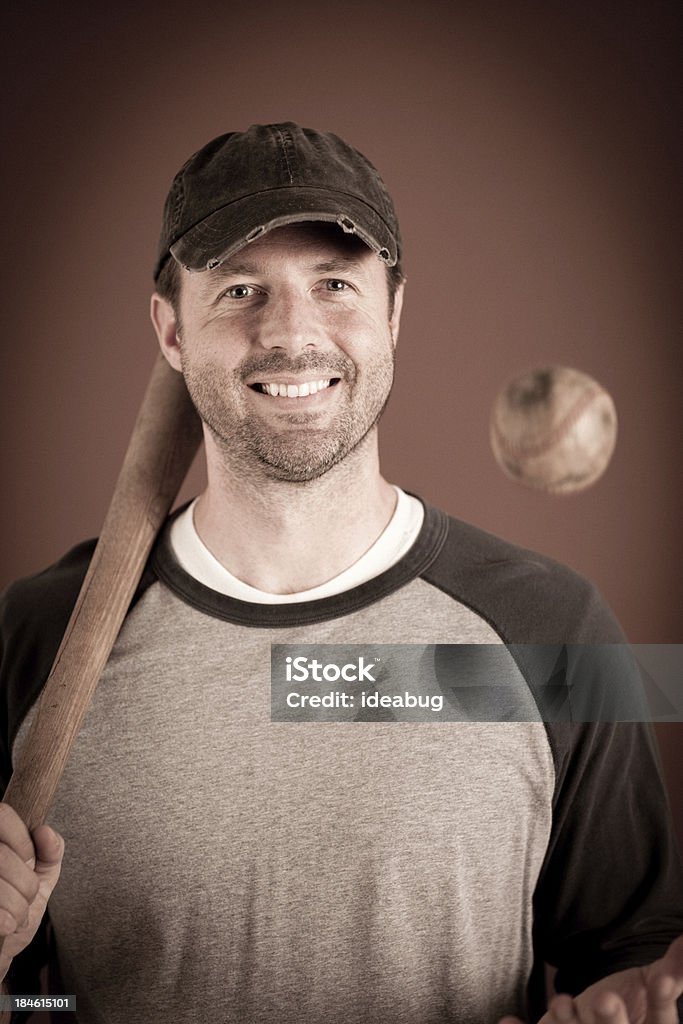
left=0, top=802, right=64, bottom=982
left=499, top=934, right=683, bottom=1024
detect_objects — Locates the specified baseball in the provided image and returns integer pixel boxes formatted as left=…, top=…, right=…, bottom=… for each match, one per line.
left=489, top=366, right=618, bottom=494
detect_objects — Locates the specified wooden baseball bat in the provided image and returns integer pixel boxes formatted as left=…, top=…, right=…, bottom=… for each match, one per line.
left=2, top=353, right=202, bottom=832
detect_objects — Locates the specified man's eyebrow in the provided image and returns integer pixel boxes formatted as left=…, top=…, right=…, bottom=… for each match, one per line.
left=208, top=260, right=259, bottom=278
left=205, top=253, right=369, bottom=282
left=309, top=256, right=368, bottom=274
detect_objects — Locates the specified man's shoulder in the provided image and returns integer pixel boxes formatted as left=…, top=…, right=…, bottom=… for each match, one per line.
left=421, top=503, right=625, bottom=644
left=1, top=539, right=98, bottom=643
left=438, top=509, right=589, bottom=585
left=0, top=539, right=100, bottom=788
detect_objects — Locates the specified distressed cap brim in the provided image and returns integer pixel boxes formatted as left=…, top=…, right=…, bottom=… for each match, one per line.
left=167, top=186, right=399, bottom=273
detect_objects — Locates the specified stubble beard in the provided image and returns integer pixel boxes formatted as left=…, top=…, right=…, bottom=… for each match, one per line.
left=180, top=348, right=395, bottom=484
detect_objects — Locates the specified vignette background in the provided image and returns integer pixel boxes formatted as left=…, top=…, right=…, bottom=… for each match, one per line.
left=2, top=1, right=681, bottom=838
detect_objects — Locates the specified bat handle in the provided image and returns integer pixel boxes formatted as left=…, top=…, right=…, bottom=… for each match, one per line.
left=3, top=353, right=202, bottom=831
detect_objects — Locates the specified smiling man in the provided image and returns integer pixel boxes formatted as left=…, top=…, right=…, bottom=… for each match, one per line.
left=159, top=226, right=400, bottom=485
left=151, top=221, right=402, bottom=595
left=0, top=123, right=682, bottom=1024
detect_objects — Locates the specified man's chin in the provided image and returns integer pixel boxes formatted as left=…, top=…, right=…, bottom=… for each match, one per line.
left=210, top=411, right=382, bottom=482
left=254, top=450, right=345, bottom=484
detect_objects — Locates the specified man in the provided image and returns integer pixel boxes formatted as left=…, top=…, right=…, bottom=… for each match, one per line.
left=0, top=123, right=682, bottom=1023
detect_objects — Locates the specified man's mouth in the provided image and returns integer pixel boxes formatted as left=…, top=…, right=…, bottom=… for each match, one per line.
left=249, top=378, right=341, bottom=398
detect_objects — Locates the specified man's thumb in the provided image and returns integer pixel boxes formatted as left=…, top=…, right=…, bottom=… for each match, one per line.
left=30, top=825, right=65, bottom=882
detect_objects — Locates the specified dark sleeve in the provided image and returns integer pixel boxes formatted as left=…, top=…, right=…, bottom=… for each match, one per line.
left=524, top=639, right=683, bottom=1018
left=534, top=717, right=683, bottom=991
left=0, top=540, right=98, bottom=791
left=0, top=542, right=98, bottom=1018
left=0, top=533, right=161, bottom=786
left=516, top=646, right=683, bottom=1017
left=0, top=538, right=159, bottom=1020
left=422, top=513, right=683, bottom=1015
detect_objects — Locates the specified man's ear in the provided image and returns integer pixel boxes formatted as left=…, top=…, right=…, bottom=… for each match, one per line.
left=150, top=293, right=182, bottom=372
left=389, top=280, right=405, bottom=348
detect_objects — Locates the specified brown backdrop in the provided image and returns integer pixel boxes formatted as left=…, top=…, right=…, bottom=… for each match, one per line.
left=2, top=1, right=682, bottom=839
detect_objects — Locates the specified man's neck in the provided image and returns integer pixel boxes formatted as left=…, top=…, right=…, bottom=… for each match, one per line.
left=193, top=439, right=397, bottom=595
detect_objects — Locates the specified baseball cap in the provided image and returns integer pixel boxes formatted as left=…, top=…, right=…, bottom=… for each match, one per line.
left=154, top=122, right=401, bottom=280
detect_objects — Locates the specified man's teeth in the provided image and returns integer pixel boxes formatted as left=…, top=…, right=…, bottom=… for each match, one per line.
left=258, top=379, right=333, bottom=398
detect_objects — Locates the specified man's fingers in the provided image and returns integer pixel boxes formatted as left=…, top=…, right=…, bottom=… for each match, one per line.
left=0, top=880, right=34, bottom=937
left=546, top=994, right=579, bottom=1021
left=0, top=803, right=36, bottom=865
left=644, top=934, right=683, bottom=1024
left=0, top=823, right=64, bottom=945
left=498, top=944, right=683, bottom=1024
left=646, top=972, right=681, bottom=1024
left=545, top=991, right=632, bottom=1023
left=590, top=991, right=631, bottom=1022
left=651, top=933, right=683, bottom=984
left=0, top=846, right=40, bottom=904
left=0, top=823, right=65, bottom=972
left=0, top=840, right=41, bottom=938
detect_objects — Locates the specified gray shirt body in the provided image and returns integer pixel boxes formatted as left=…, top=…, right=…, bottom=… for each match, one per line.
left=3, top=500, right=682, bottom=1022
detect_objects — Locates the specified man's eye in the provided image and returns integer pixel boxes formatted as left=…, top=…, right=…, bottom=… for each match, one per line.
left=225, top=284, right=255, bottom=299
left=325, top=279, right=349, bottom=292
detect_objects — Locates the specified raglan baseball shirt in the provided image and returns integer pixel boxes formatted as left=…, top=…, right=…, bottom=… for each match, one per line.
left=1, top=495, right=682, bottom=1024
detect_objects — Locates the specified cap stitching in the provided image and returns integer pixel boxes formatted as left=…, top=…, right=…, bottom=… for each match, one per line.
left=274, top=126, right=295, bottom=184
left=165, top=177, right=185, bottom=239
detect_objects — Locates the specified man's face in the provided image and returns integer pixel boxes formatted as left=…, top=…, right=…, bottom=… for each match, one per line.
left=153, top=223, right=403, bottom=483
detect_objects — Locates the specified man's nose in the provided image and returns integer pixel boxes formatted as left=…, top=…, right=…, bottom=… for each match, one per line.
left=255, top=290, right=323, bottom=353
